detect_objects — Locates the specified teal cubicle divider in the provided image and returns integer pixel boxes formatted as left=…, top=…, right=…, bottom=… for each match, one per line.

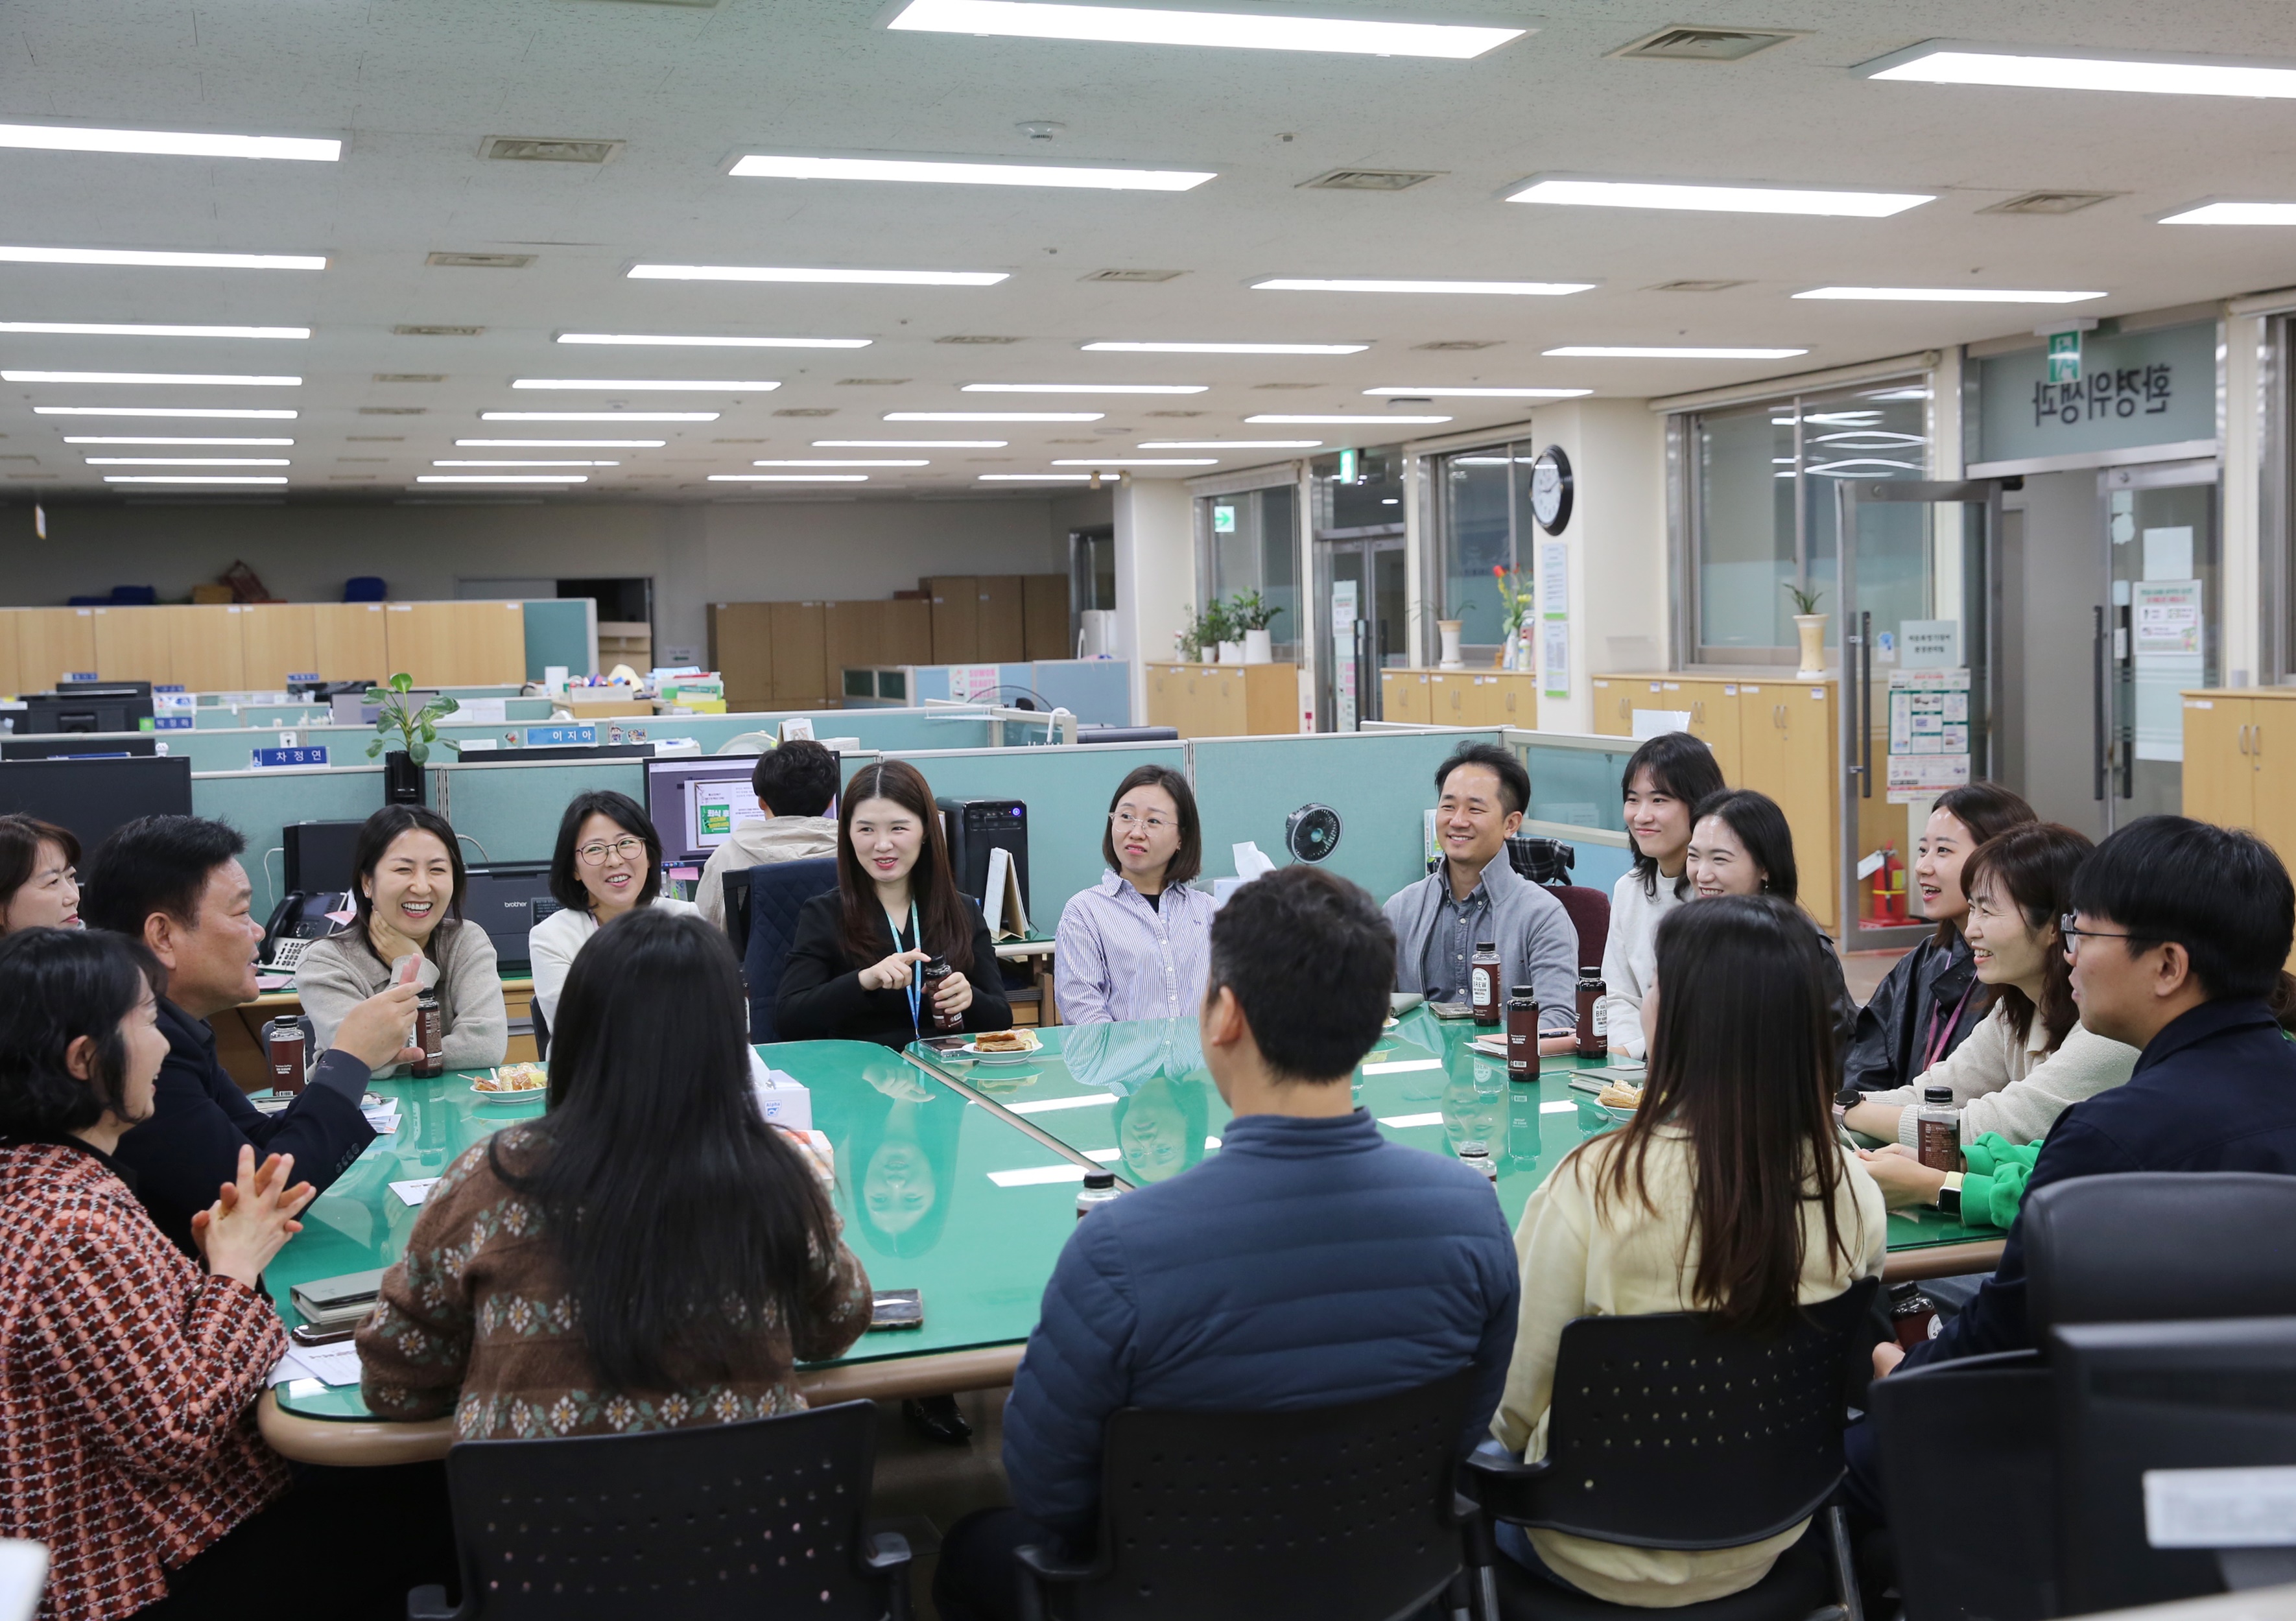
left=197, top=767, right=390, bottom=925
left=521, top=600, right=592, bottom=680
left=192, top=698, right=559, bottom=730
left=430, top=757, right=648, bottom=867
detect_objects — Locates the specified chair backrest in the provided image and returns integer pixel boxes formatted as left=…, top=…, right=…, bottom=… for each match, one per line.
left=1067, top=1370, right=1476, bottom=1621
left=1547, top=884, right=1611, bottom=973
left=529, top=1002, right=550, bottom=1063
left=722, top=870, right=753, bottom=956
left=1525, top=1278, right=1878, bottom=1548
left=715, top=731, right=777, bottom=756
left=744, top=858, right=841, bottom=1042
left=440, top=1401, right=895, bottom=1620
left=2025, top=1172, right=2296, bottom=1339
left=2053, top=1315, right=2296, bottom=1615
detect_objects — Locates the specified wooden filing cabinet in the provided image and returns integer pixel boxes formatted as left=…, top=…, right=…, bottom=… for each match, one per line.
left=1380, top=669, right=1432, bottom=724
left=1144, top=662, right=1296, bottom=737
left=241, top=604, right=318, bottom=689
left=313, top=603, right=389, bottom=685
left=2181, top=689, right=2296, bottom=867
left=0, top=610, right=18, bottom=696
left=16, top=607, right=96, bottom=691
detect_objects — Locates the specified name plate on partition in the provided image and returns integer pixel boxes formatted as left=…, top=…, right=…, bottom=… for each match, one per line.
left=286, top=672, right=320, bottom=683
left=526, top=724, right=596, bottom=747
left=155, top=717, right=194, bottom=731
left=252, top=746, right=329, bottom=770
left=62, top=672, right=97, bottom=683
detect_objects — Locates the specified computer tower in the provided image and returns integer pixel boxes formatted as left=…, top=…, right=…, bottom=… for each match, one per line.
left=283, top=821, right=366, bottom=895
left=937, top=797, right=1029, bottom=915
left=461, top=861, right=560, bottom=969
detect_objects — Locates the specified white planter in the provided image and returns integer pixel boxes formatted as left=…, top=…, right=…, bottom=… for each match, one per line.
left=1794, top=613, right=1828, bottom=678
left=1437, top=619, right=1464, bottom=669
left=1243, top=628, right=1273, bottom=664
left=1218, top=639, right=1245, bottom=665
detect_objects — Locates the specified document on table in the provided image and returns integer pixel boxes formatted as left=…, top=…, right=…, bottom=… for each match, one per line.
left=270, top=1341, right=362, bottom=1388
left=390, top=1177, right=439, bottom=1206
left=362, top=1100, right=401, bottom=1135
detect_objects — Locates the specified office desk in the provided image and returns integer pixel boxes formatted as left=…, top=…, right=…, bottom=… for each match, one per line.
left=220, top=973, right=539, bottom=1085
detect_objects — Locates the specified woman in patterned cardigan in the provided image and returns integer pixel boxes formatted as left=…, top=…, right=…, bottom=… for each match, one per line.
left=0, top=929, right=316, bottom=1621
left=360, top=908, right=871, bottom=1439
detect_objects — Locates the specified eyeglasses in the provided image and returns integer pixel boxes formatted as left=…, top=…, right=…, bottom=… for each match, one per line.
left=2059, top=913, right=2139, bottom=957
left=577, top=836, right=647, bottom=866
left=1110, top=810, right=1174, bottom=833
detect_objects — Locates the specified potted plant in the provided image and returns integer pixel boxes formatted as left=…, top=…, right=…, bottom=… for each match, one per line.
left=1227, top=590, right=1283, bottom=663
left=1174, top=607, right=1205, bottom=664
left=1783, top=582, right=1827, bottom=676
left=1491, top=564, right=1534, bottom=672
left=1200, top=598, right=1238, bottom=665
left=364, top=674, right=460, bottom=805
left=1436, top=618, right=1465, bottom=669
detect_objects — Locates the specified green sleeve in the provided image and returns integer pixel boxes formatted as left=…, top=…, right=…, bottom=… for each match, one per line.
left=1961, top=1131, right=2042, bottom=1229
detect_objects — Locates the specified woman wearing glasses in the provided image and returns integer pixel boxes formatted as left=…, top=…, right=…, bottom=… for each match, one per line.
left=1054, top=764, right=1214, bottom=1025
left=530, top=790, right=696, bottom=1027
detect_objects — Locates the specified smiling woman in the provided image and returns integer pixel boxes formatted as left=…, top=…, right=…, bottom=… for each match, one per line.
left=528, top=790, right=697, bottom=1028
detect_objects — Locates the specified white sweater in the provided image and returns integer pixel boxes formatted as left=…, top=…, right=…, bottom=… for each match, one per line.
left=528, top=895, right=698, bottom=1024
left=1864, top=1000, right=2140, bottom=1148
left=1594, top=868, right=1690, bottom=1060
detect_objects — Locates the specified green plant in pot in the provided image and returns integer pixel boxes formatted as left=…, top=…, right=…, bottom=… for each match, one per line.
left=1227, top=590, right=1283, bottom=663
left=364, top=674, right=460, bottom=804
left=1782, top=582, right=1828, bottom=676
left=1198, top=598, right=1237, bottom=664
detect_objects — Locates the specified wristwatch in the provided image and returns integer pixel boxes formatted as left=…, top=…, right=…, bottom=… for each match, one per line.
left=1933, top=1172, right=1965, bottom=1218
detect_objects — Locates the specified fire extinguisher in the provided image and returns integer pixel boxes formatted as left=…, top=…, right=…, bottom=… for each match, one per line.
left=1871, top=843, right=1907, bottom=924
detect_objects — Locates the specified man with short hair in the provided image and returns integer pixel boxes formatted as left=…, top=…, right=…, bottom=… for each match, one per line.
left=82, top=815, right=421, bottom=1254
left=934, top=864, right=1520, bottom=1620
left=1386, top=742, right=1580, bottom=1047
left=694, top=740, right=842, bottom=930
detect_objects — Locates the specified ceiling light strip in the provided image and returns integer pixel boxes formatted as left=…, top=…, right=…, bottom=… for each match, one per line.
left=3, top=370, right=300, bottom=385
left=1253, top=277, right=1593, bottom=296
left=557, top=331, right=871, bottom=348
left=0, top=123, right=339, bottom=160
left=480, top=411, right=719, bottom=421
left=886, top=411, right=1104, bottom=421
left=731, top=154, right=1213, bottom=191
left=627, top=264, right=1007, bottom=287
left=886, top=0, right=1524, bottom=60
left=0, top=246, right=325, bottom=270
left=35, top=405, right=298, bottom=418
left=1506, top=176, right=1932, bottom=217
left=0, top=321, right=309, bottom=339
left=1544, top=345, right=1808, bottom=359
left=1865, top=44, right=2296, bottom=100
left=1083, top=340, right=1367, bottom=355
left=511, top=378, right=780, bottom=391
left=1792, top=287, right=2104, bottom=303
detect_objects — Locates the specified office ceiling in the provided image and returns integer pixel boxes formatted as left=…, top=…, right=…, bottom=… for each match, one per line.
left=4, top=0, right=2296, bottom=501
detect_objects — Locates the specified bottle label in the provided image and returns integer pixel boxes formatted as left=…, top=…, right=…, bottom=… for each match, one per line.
left=1591, top=1001, right=1609, bottom=1037
left=1917, top=1116, right=1963, bottom=1174
left=1471, top=967, right=1492, bottom=1004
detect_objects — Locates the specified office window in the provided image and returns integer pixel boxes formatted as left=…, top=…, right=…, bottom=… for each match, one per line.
left=1199, top=486, right=1299, bottom=660
left=1433, top=441, right=1533, bottom=658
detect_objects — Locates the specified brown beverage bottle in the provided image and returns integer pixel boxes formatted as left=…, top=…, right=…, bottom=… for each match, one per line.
left=1470, top=941, right=1502, bottom=1026
left=265, top=1020, right=307, bottom=1094
left=412, top=990, right=445, bottom=1078
left=921, top=958, right=965, bottom=1033
left=1506, top=985, right=1540, bottom=1080
left=1915, top=1084, right=1963, bottom=1173
left=1574, top=967, right=1608, bottom=1059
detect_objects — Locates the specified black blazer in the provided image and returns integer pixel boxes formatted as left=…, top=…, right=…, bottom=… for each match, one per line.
left=775, top=890, right=1013, bottom=1049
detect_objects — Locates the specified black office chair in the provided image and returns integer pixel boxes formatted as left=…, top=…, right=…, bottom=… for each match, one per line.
left=408, top=1400, right=910, bottom=1621
left=744, top=858, right=841, bottom=1042
left=529, top=1003, right=549, bottom=1063
left=723, top=869, right=754, bottom=956
left=1871, top=1172, right=2296, bottom=1621
left=1460, top=1279, right=1880, bottom=1621
left=1015, top=1369, right=1479, bottom=1621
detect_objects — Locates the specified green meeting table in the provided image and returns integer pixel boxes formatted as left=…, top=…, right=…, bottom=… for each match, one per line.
left=259, top=1010, right=2004, bottom=1465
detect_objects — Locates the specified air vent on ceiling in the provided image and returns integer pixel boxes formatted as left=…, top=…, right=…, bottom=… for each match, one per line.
left=373, top=373, right=445, bottom=383
left=1610, top=25, right=1806, bottom=61
left=935, top=335, right=1024, bottom=344
left=774, top=407, right=836, bottom=417
left=1980, top=190, right=2120, bottom=217
left=711, top=438, right=768, bottom=444
left=346, top=435, right=405, bottom=442
left=837, top=378, right=909, bottom=386
left=1083, top=268, right=1185, bottom=282
left=1253, top=381, right=1318, bottom=390
left=359, top=407, right=427, bottom=415
left=1648, top=279, right=1749, bottom=292
left=1048, top=437, right=1100, bottom=444
left=482, top=136, right=625, bottom=165
left=1413, top=340, right=1498, bottom=351
left=1300, top=168, right=1443, bottom=192
left=392, top=324, right=484, bottom=337
left=425, top=252, right=534, bottom=269
left=1145, top=410, right=1207, bottom=418
left=337, top=457, right=389, bottom=464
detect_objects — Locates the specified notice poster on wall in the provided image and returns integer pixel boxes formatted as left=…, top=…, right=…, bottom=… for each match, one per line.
left=2133, top=526, right=2202, bottom=764
left=1539, top=541, right=1571, bottom=699
left=1887, top=667, right=1972, bottom=805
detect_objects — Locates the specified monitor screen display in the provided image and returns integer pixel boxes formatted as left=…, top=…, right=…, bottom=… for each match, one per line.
left=0, top=755, right=195, bottom=853
left=645, top=757, right=770, bottom=866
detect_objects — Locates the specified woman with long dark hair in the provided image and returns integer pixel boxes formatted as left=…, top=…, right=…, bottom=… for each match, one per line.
left=528, top=789, right=695, bottom=1026
left=1848, top=823, right=2138, bottom=1207
left=359, top=908, right=872, bottom=1436
left=1595, top=732, right=1725, bottom=1060
left=1841, top=781, right=2036, bottom=1096
left=296, top=804, right=507, bottom=1077
left=1685, top=787, right=1857, bottom=1048
left=777, top=759, right=1012, bottom=1048
left=0, top=813, right=81, bottom=934
left=1493, top=895, right=1886, bottom=1605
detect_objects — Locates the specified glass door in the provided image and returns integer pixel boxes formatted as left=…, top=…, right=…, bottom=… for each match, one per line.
left=1312, top=532, right=1407, bottom=729
left=2101, top=461, right=2219, bottom=829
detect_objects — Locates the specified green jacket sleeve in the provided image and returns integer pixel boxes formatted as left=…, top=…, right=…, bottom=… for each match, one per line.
left=1960, top=1132, right=2044, bottom=1229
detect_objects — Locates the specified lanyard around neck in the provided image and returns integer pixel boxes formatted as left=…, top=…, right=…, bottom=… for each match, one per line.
left=886, top=900, right=923, bottom=1032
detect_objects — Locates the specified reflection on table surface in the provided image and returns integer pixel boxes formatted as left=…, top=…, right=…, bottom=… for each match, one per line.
left=906, top=1009, right=2007, bottom=1249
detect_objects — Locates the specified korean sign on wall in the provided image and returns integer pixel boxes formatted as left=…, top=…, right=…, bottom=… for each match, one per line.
left=1974, top=320, right=2216, bottom=466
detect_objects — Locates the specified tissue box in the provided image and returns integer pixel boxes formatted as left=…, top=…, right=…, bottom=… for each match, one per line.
left=752, top=1065, right=812, bottom=1131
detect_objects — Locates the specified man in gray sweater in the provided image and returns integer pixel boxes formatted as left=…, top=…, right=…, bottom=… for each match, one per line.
left=1386, top=742, right=1580, bottom=1046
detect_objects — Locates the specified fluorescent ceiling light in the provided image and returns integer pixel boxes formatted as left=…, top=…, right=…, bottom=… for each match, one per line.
left=628, top=263, right=1006, bottom=287
left=1246, top=413, right=1450, bottom=423
left=0, top=320, right=308, bottom=339
left=1083, top=340, right=1367, bottom=355
left=480, top=411, right=718, bottom=421
left=3, top=370, right=300, bottom=386
left=978, top=473, right=1095, bottom=480
left=817, top=438, right=1008, bottom=447
left=1863, top=43, right=2296, bottom=99
left=1253, top=278, right=1593, bottom=296
left=434, top=459, right=621, bottom=467
left=1364, top=385, right=1591, bottom=397
left=0, top=123, right=339, bottom=161
left=1544, top=345, right=1808, bottom=359
left=1138, top=438, right=1321, bottom=448
left=416, top=474, right=588, bottom=484
left=102, top=475, right=286, bottom=484
left=886, top=410, right=1104, bottom=421
left=731, top=154, right=1213, bottom=191
left=887, top=0, right=1524, bottom=59
left=0, top=246, right=325, bottom=270
left=558, top=332, right=870, bottom=348
left=511, top=378, right=781, bottom=391
left=755, top=458, right=929, bottom=466
left=64, top=435, right=292, bottom=445
left=456, top=438, right=667, bottom=447
left=1793, top=287, right=2104, bottom=303
left=84, top=456, right=290, bottom=466
left=708, top=473, right=870, bottom=482
left=35, top=405, right=296, bottom=418
left=1052, top=456, right=1216, bottom=465
left=1506, top=176, right=1932, bottom=217
left=2160, top=201, right=2296, bottom=225
left=962, top=382, right=1205, bottom=394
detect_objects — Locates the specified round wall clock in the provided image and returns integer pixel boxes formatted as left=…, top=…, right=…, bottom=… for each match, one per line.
left=1528, top=445, right=1574, bottom=535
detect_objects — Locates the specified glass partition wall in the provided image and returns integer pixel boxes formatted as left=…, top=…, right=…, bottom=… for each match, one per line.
left=1430, top=440, right=1539, bottom=665
left=1194, top=483, right=1301, bottom=664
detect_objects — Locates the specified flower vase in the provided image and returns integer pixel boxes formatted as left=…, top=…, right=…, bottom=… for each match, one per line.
left=1437, top=620, right=1463, bottom=670
left=1243, top=628, right=1272, bottom=664
left=1794, top=613, right=1829, bottom=678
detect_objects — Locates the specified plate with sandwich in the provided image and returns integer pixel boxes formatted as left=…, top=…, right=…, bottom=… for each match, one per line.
left=957, top=1029, right=1043, bottom=1064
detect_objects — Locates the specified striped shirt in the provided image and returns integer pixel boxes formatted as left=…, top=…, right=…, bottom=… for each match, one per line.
left=1054, top=870, right=1216, bottom=1025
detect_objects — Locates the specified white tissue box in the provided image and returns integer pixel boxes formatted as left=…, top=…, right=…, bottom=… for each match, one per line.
left=752, top=1061, right=812, bottom=1132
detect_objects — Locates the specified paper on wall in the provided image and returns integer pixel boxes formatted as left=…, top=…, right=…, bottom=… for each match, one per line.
left=1629, top=709, right=1692, bottom=741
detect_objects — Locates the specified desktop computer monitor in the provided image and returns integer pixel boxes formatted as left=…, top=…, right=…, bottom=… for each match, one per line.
left=0, top=755, right=194, bottom=853
left=24, top=683, right=155, bottom=735
left=645, top=755, right=782, bottom=868
left=1, top=736, right=161, bottom=760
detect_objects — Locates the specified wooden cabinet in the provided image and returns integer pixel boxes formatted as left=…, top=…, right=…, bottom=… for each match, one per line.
left=91, top=606, right=172, bottom=685
left=313, top=604, right=389, bottom=685
left=1380, top=669, right=1431, bottom=724
left=1144, top=663, right=1296, bottom=737
left=16, top=608, right=96, bottom=691
left=0, top=611, right=19, bottom=697
left=1476, top=672, right=1538, bottom=728
left=924, top=576, right=978, bottom=665
left=2182, top=690, right=2296, bottom=868
left=241, top=605, right=318, bottom=689
left=1426, top=671, right=1477, bottom=725
left=769, top=602, right=829, bottom=707
left=1022, top=574, right=1069, bottom=661
left=976, top=575, right=1024, bottom=663
left=455, top=602, right=528, bottom=685
left=167, top=605, right=247, bottom=691
left=710, top=602, right=773, bottom=711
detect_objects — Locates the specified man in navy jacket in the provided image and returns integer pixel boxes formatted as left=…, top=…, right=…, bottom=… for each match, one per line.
left=936, top=864, right=1521, bottom=1621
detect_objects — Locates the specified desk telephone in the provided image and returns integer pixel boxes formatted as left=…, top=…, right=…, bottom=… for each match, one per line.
left=263, top=891, right=353, bottom=975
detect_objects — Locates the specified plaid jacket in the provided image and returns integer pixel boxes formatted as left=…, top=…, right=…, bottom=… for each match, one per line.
left=0, top=1139, right=289, bottom=1621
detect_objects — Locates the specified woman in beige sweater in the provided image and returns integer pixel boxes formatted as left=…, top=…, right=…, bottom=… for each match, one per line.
left=1495, top=894, right=1886, bottom=1607
left=1845, top=825, right=2136, bottom=1177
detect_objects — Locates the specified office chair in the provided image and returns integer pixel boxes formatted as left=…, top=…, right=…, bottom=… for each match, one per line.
left=722, top=869, right=753, bottom=956
left=1015, top=1369, right=1479, bottom=1621
left=529, top=1003, right=550, bottom=1063
left=1546, top=887, right=1611, bottom=975
left=1460, top=1280, right=1880, bottom=1621
left=408, top=1401, right=910, bottom=1620
left=743, top=858, right=840, bottom=1042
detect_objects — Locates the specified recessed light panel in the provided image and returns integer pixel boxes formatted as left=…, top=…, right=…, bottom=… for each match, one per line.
left=628, top=264, right=1008, bottom=286
left=1506, top=176, right=1932, bottom=217
left=1364, top=385, right=1591, bottom=397
left=1864, top=42, right=2296, bottom=99
left=84, top=456, right=290, bottom=466
left=434, top=459, right=621, bottom=467
left=1793, top=287, right=2104, bottom=303
left=1138, top=438, right=1321, bottom=448
left=886, top=0, right=1525, bottom=59
left=886, top=411, right=1104, bottom=421
left=754, top=458, right=929, bottom=466
left=1051, top=456, right=1216, bottom=465
left=457, top=438, right=667, bottom=447
left=731, top=154, right=1213, bottom=191
left=1084, top=340, right=1367, bottom=354
left=557, top=332, right=871, bottom=348
left=418, top=474, right=588, bottom=483
left=1544, top=345, right=1808, bottom=358
left=1253, top=278, right=1593, bottom=296
left=962, top=382, right=1206, bottom=394
left=817, top=438, right=1008, bottom=447
left=978, top=472, right=1095, bottom=480
left=2160, top=201, right=2296, bottom=225
left=708, top=473, right=870, bottom=482
left=0, top=246, right=325, bottom=270
left=2, top=370, right=299, bottom=386
left=1246, top=413, right=1451, bottom=423
left=0, top=123, right=340, bottom=160
left=103, top=474, right=287, bottom=484
left=0, top=321, right=309, bottom=339
left=510, top=379, right=781, bottom=391
left=35, top=405, right=298, bottom=418
left=65, top=436, right=294, bottom=445
left=480, top=411, right=719, bottom=421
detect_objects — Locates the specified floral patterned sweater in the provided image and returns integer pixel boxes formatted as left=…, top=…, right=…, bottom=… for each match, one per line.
left=355, top=1126, right=873, bottom=1439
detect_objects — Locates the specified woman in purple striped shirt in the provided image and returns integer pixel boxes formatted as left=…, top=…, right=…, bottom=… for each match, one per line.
left=1054, top=765, right=1216, bottom=1025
